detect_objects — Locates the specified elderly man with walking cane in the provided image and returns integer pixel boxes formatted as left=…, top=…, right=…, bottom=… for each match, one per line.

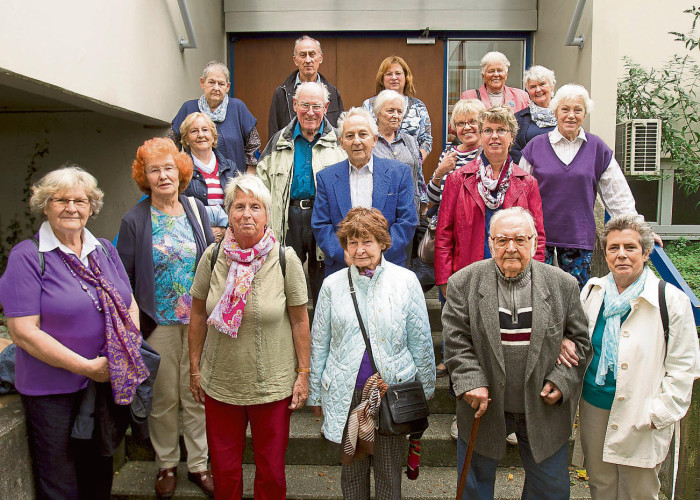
left=443, top=207, right=591, bottom=499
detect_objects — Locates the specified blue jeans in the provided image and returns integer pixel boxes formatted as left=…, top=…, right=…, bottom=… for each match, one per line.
left=456, top=413, right=570, bottom=500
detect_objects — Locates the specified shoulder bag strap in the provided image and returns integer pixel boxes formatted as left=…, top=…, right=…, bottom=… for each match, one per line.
left=279, top=243, right=286, bottom=278
left=210, top=240, right=222, bottom=274
left=475, top=88, right=481, bottom=101
left=347, top=268, right=379, bottom=374
left=187, top=196, right=205, bottom=237
left=658, top=279, right=669, bottom=350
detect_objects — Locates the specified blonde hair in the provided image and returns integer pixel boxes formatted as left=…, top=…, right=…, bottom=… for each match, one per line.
left=30, top=165, right=104, bottom=217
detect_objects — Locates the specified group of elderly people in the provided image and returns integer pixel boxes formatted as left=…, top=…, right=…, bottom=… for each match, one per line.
left=0, top=36, right=697, bottom=500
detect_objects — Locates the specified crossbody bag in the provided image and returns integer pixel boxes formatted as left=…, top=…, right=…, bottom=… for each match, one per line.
left=347, top=268, right=430, bottom=436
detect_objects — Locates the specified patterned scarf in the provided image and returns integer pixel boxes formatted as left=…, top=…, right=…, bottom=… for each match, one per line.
left=475, top=153, right=514, bottom=210
left=207, top=226, right=276, bottom=338
left=58, top=250, right=149, bottom=405
left=529, top=101, right=558, bottom=129
left=597, top=267, right=648, bottom=385
left=342, top=373, right=386, bottom=465
left=198, top=94, right=229, bottom=123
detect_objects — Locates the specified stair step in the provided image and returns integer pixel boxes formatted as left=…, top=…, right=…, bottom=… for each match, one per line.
left=111, top=462, right=593, bottom=499
left=125, top=411, right=574, bottom=468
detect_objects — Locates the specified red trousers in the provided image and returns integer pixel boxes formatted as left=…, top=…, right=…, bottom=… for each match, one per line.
left=205, top=394, right=292, bottom=500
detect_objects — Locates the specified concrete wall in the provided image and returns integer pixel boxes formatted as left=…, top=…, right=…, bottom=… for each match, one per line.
left=0, top=112, right=167, bottom=241
left=534, top=0, right=697, bottom=146
left=0, top=0, right=226, bottom=124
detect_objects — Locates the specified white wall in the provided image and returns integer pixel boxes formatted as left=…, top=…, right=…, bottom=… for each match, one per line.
left=534, top=0, right=697, bottom=145
left=0, top=0, right=226, bottom=124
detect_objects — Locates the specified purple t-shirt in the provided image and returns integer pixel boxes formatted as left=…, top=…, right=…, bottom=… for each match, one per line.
left=0, top=238, right=133, bottom=396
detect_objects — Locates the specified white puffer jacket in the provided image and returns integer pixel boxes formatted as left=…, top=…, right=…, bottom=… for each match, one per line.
left=309, top=259, right=435, bottom=443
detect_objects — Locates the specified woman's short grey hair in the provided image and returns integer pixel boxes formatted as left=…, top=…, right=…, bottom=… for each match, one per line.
left=223, top=173, right=272, bottom=221
left=202, top=61, right=230, bottom=83
left=30, top=165, right=104, bottom=217
left=373, top=89, right=405, bottom=117
left=337, top=107, right=379, bottom=138
left=480, top=51, right=510, bottom=74
left=601, top=214, right=655, bottom=256
left=478, top=105, right=519, bottom=137
left=450, top=98, right=487, bottom=128
left=294, top=81, right=330, bottom=105
left=523, top=65, right=556, bottom=89
left=549, top=83, right=594, bottom=115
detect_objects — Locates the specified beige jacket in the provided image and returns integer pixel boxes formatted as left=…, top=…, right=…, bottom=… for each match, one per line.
left=257, top=116, right=346, bottom=259
left=581, top=271, right=700, bottom=467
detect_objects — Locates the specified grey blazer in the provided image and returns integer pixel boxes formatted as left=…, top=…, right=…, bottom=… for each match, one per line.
left=443, top=259, right=591, bottom=463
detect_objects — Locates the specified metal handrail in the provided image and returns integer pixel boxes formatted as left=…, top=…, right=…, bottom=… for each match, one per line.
left=177, top=0, right=198, bottom=52
left=650, top=244, right=700, bottom=325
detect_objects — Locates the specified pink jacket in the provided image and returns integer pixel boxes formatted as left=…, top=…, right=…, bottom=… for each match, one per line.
left=434, top=159, right=545, bottom=285
left=461, top=84, right=530, bottom=113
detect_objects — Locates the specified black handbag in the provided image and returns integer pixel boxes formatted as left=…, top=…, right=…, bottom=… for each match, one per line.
left=347, top=269, right=430, bottom=436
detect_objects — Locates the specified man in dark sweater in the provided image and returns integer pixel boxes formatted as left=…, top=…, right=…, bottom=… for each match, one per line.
left=443, top=207, right=591, bottom=500
left=268, top=36, right=344, bottom=139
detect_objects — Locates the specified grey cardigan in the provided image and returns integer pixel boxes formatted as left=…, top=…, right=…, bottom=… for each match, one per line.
left=443, top=259, right=591, bottom=463
left=117, top=195, right=214, bottom=337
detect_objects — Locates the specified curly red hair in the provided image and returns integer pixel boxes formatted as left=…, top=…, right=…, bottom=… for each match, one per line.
left=131, top=137, right=193, bottom=195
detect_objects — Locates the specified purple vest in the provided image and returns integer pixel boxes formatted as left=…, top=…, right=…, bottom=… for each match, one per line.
left=522, top=132, right=611, bottom=249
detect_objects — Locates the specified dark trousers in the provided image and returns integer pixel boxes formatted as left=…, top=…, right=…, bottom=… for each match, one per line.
left=286, top=204, right=325, bottom=307
left=457, top=413, right=570, bottom=500
left=21, top=392, right=114, bottom=500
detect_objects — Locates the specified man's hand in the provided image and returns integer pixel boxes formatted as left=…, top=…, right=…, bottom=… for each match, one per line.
left=288, top=373, right=309, bottom=410
left=540, top=381, right=562, bottom=405
left=557, top=338, right=579, bottom=367
left=461, top=386, right=490, bottom=418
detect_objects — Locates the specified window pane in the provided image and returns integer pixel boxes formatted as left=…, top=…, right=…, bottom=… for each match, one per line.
left=446, top=39, right=525, bottom=144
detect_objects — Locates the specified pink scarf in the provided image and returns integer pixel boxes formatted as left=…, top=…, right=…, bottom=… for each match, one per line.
left=207, top=226, right=276, bottom=338
left=475, top=153, right=514, bottom=210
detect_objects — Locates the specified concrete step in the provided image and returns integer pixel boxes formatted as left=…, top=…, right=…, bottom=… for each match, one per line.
left=111, top=462, right=594, bottom=499
left=125, top=411, right=576, bottom=469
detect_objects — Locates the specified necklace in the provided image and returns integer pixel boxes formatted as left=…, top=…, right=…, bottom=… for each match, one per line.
left=59, top=253, right=103, bottom=312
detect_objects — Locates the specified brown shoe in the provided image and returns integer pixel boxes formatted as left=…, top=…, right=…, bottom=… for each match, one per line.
left=155, top=467, right=177, bottom=498
left=188, top=469, right=214, bottom=497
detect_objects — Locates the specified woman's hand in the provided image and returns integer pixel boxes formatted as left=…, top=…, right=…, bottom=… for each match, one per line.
left=434, top=150, right=459, bottom=179
left=85, top=356, right=110, bottom=383
left=288, top=373, right=309, bottom=410
left=212, top=227, right=226, bottom=243
left=556, top=338, right=579, bottom=367
left=190, top=373, right=206, bottom=405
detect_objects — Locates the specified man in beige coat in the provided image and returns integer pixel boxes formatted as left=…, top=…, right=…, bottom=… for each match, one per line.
left=257, top=81, right=346, bottom=306
left=443, top=207, right=591, bottom=500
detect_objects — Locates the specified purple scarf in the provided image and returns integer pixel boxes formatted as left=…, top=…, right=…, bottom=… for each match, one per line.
left=59, top=250, right=149, bottom=405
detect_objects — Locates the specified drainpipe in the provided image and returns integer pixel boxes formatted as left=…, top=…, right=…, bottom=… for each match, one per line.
left=177, top=0, right=198, bottom=52
left=565, top=0, right=586, bottom=50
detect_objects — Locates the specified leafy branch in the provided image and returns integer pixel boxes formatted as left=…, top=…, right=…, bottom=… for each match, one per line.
left=617, top=7, right=700, bottom=195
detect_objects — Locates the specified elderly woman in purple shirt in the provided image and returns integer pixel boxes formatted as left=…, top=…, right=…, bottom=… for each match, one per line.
left=0, top=166, right=147, bottom=500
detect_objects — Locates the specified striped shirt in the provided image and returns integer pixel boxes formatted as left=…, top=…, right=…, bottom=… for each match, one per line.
left=426, top=146, right=479, bottom=205
left=201, top=164, right=224, bottom=205
left=499, top=306, right=533, bottom=345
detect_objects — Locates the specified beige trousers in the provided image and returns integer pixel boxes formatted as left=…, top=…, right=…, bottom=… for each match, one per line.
left=580, top=399, right=661, bottom=500
left=148, top=324, right=208, bottom=472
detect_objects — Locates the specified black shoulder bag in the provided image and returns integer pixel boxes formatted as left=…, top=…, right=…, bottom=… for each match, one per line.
left=347, top=268, right=430, bottom=436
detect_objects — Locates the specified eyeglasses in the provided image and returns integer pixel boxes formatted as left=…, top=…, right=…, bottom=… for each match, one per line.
left=146, top=165, right=177, bottom=176
left=297, top=102, right=324, bottom=113
left=481, top=127, right=510, bottom=136
left=50, top=198, right=90, bottom=209
left=454, top=119, right=478, bottom=129
left=490, top=234, right=534, bottom=248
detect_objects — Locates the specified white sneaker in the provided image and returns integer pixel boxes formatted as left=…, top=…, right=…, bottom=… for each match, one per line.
left=506, top=432, right=518, bottom=445
left=450, top=416, right=458, bottom=440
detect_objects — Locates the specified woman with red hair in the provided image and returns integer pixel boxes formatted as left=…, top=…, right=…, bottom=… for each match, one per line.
left=117, top=137, right=215, bottom=498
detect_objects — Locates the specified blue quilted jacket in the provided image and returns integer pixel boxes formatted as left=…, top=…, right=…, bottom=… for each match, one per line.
left=309, top=258, right=435, bottom=443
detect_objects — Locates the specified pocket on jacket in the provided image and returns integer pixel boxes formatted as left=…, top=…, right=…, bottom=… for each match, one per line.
left=395, top=362, right=417, bottom=383
left=321, top=368, right=332, bottom=392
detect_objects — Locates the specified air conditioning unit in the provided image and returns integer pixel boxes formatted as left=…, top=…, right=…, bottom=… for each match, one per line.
left=615, top=119, right=662, bottom=175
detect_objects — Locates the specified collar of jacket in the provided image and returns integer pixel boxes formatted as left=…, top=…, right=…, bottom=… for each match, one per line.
left=350, top=255, right=388, bottom=293
left=585, top=269, right=661, bottom=310
left=276, top=116, right=338, bottom=150
left=454, top=159, right=530, bottom=181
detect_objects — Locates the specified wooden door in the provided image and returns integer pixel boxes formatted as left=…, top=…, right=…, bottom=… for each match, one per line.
left=233, top=36, right=445, bottom=177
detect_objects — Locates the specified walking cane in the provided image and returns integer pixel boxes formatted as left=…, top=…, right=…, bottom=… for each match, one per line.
left=455, top=415, right=481, bottom=500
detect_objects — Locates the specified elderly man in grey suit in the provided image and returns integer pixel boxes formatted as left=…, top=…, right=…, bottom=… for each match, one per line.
left=443, top=207, right=591, bottom=500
